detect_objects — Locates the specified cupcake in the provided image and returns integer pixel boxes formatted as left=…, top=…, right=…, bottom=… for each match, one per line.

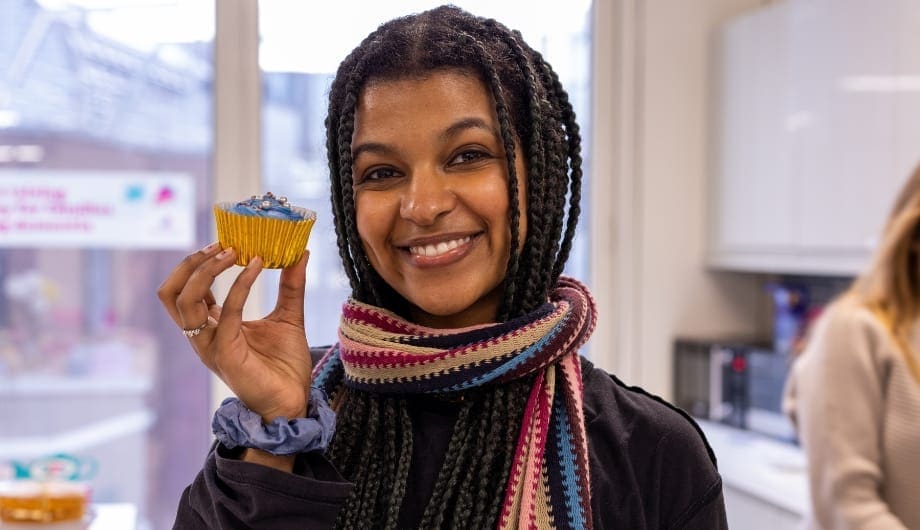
left=214, top=192, right=316, bottom=268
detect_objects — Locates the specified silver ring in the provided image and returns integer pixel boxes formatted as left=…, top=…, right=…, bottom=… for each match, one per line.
left=182, top=320, right=209, bottom=338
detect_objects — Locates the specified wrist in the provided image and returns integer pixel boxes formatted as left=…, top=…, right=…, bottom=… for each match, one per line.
left=259, top=405, right=308, bottom=425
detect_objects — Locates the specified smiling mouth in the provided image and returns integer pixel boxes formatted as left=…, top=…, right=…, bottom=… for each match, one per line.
left=407, top=235, right=474, bottom=258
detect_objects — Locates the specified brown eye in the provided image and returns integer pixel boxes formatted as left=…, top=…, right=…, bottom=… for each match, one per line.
left=449, top=150, right=490, bottom=165
left=363, top=166, right=400, bottom=182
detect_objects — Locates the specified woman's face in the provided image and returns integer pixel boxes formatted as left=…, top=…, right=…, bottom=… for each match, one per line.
left=351, top=70, right=527, bottom=328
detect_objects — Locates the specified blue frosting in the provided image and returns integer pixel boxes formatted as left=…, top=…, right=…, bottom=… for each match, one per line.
left=227, top=192, right=304, bottom=220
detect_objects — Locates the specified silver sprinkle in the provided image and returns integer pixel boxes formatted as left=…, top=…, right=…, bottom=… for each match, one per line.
left=279, top=196, right=288, bottom=203
left=261, top=200, right=271, bottom=209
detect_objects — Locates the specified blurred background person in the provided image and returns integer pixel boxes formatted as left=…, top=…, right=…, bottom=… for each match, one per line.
left=784, top=164, right=920, bottom=530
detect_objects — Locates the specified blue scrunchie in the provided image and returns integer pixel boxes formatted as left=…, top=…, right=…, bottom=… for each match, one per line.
left=212, top=388, right=336, bottom=456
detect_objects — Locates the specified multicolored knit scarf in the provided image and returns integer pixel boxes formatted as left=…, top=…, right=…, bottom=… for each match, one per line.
left=313, top=276, right=597, bottom=529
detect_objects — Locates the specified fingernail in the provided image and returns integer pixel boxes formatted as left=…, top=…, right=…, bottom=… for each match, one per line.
left=217, top=247, right=233, bottom=259
left=247, top=256, right=262, bottom=269
left=200, top=241, right=220, bottom=253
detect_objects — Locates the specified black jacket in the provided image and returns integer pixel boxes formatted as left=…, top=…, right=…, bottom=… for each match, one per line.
left=174, top=356, right=727, bottom=529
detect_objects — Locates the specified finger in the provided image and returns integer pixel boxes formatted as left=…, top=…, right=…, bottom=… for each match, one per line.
left=205, top=289, right=217, bottom=308
left=204, top=290, right=220, bottom=322
left=208, top=303, right=223, bottom=323
left=274, top=250, right=309, bottom=322
left=176, top=246, right=237, bottom=334
left=215, top=255, right=264, bottom=345
left=157, top=241, right=222, bottom=326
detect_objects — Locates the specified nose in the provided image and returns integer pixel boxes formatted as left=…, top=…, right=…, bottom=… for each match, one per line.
left=399, top=172, right=456, bottom=226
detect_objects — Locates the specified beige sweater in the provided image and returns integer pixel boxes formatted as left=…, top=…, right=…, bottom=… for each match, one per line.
left=784, top=300, right=920, bottom=530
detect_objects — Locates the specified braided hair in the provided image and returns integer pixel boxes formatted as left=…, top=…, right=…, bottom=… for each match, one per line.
left=324, top=6, right=584, bottom=528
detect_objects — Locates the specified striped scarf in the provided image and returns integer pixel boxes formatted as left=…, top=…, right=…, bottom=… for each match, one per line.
left=313, top=276, right=597, bottom=529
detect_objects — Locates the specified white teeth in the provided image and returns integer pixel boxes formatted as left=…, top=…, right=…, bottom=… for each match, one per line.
left=409, top=236, right=472, bottom=257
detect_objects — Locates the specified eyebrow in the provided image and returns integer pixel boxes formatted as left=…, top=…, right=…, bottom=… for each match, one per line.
left=440, top=117, right=499, bottom=141
left=351, top=142, right=394, bottom=161
left=351, top=116, right=499, bottom=161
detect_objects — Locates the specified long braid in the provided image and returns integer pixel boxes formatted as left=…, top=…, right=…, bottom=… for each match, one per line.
left=383, top=398, right=413, bottom=529
left=377, top=397, right=398, bottom=523
left=410, top=377, right=531, bottom=528
left=534, top=57, right=570, bottom=290
left=328, top=57, right=366, bottom=300
left=324, top=6, right=585, bottom=528
left=556, top=114, right=583, bottom=279
left=418, top=400, right=475, bottom=528
left=451, top=393, right=492, bottom=525
left=337, top=393, right=377, bottom=528
left=451, top=381, right=525, bottom=529
left=326, top=111, right=360, bottom=297
left=331, top=391, right=416, bottom=529
left=328, top=387, right=367, bottom=472
left=537, top=53, right=584, bottom=281
left=485, top=378, right=532, bottom=521
left=443, top=396, right=492, bottom=529
left=336, top=87, right=383, bottom=306
left=469, top=385, right=509, bottom=529
left=485, top=23, right=550, bottom=314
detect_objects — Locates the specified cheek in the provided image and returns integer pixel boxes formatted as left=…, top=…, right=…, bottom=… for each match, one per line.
left=481, top=180, right=511, bottom=229
left=481, top=162, right=528, bottom=248
left=354, top=193, right=383, bottom=253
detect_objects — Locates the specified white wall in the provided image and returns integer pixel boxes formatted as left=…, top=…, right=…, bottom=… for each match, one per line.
left=591, top=0, right=772, bottom=398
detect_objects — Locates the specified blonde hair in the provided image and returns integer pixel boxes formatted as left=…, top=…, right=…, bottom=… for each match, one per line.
left=846, top=163, right=920, bottom=382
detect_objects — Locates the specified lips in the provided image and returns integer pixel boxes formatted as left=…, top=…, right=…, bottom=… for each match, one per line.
left=397, top=232, right=482, bottom=267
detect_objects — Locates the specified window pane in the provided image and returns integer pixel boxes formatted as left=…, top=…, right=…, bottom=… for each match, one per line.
left=0, top=1, right=214, bottom=528
left=258, top=1, right=592, bottom=347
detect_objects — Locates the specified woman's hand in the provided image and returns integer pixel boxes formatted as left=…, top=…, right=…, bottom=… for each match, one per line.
left=158, top=244, right=312, bottom=424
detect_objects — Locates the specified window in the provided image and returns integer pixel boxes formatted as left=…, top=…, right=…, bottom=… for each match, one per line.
left=0, top=1, right=213, bottom=528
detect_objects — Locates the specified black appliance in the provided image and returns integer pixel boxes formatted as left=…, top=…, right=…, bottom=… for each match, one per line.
left=673, top=337, right=796, bottom=442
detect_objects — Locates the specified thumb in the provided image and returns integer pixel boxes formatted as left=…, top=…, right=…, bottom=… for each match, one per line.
left=275, top=250, right=309, bottom=322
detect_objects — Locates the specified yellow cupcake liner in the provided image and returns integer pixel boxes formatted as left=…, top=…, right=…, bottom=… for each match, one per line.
left=214, top=203, right=317, bottom=269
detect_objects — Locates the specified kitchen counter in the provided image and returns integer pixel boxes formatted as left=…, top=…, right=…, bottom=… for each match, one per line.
left=0, top=503, right=136, bottom=529
left=88, top=503, right=138, bottom=530
left=698, top=420, right=810, bottom=525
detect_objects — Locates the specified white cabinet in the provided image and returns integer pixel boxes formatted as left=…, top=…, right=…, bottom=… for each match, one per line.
left=794, top=0, right=896, bottom=253
left=712, top=4, right=797, bottom=254
left=894, top=0, right=920, bottom=188
left=710, top=0, right=918, bottom=276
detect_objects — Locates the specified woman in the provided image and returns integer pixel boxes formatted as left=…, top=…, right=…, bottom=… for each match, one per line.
left=160, top=6, right=727, bottom=529
left=785, top=165, right=920, bottom=530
